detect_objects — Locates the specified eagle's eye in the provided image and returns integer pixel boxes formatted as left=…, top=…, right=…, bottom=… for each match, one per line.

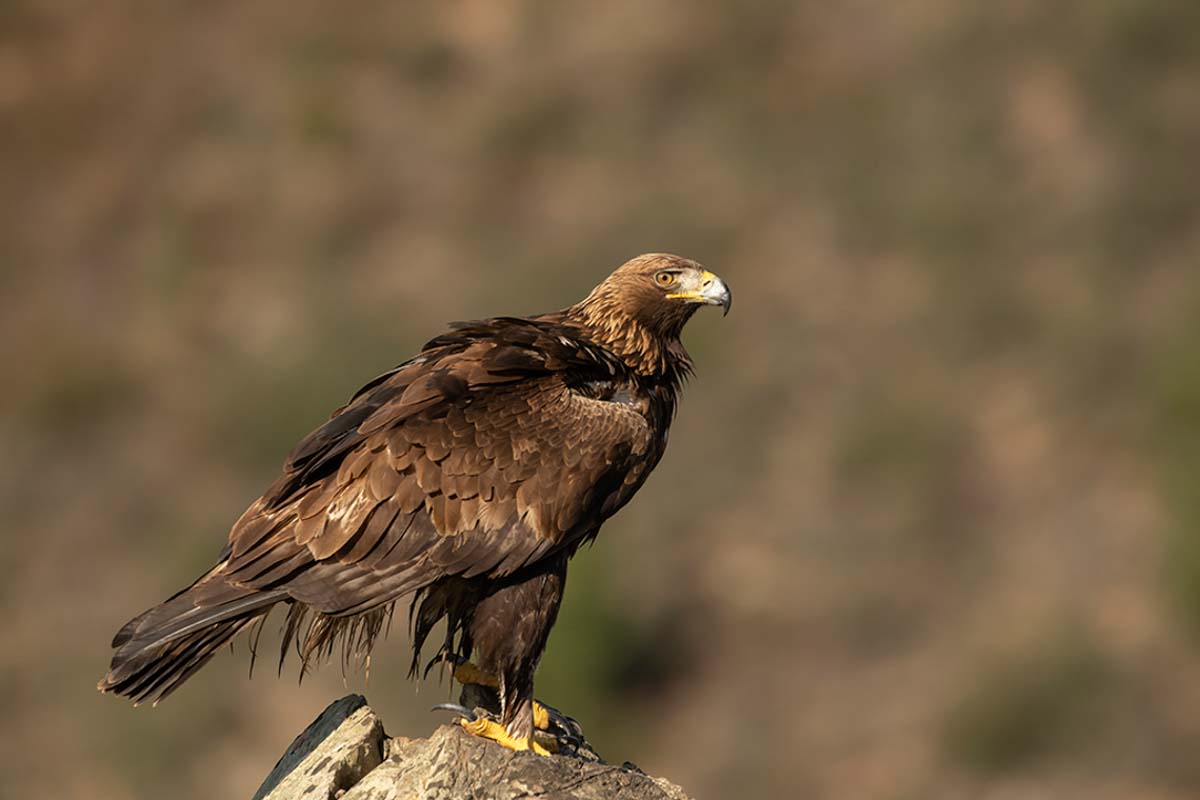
left=654, top=271, right=678, bottom=288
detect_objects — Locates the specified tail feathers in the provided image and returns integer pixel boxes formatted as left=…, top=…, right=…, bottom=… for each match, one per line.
left=99, top=578, right=288, bottom=705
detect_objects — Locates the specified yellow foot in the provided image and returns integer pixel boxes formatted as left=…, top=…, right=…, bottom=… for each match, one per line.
left=453, top=662, right=557, bottom=735
left=532, top=701, right=551, bottom=731
left=459, top=715, right=553, bottom=756
left=453, top=661, right=499, bottom=690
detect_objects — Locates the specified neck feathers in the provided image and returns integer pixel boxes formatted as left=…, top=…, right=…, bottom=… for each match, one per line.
left=569, top=288, right=694, bottom=387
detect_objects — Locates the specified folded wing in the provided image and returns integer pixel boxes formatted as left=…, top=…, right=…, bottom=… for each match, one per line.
left=219, top=318, right=652, bottom=617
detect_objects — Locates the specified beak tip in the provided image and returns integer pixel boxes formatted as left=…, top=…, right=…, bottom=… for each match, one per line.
left=708, top=275, right=731, bottom=316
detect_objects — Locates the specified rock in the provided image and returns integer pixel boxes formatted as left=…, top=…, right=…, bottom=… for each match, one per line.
left=252, top=694, right=385, bottom=800
left=254, top=695, right=692, bottom=800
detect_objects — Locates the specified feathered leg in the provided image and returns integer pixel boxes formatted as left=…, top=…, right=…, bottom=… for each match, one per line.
left=452, top=555, right=567, bottom=755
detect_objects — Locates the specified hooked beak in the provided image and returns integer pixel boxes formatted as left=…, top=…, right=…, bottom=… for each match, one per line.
left=668, top=270, right=732, bottom=316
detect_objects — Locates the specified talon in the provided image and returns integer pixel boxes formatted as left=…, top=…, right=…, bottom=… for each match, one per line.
left=431, top=703, right=478, bottom=723
left=443, top=664, right=582, bottom=752
left=458, top=714, right=552, bottom=756
left=533, top=701, right=585, bottom=748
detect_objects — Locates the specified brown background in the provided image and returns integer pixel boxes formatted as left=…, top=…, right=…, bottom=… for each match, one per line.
left=3, top=2, right=1200, bottom=798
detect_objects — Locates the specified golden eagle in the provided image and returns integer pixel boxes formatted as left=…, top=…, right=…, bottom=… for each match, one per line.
left=99, top=254, right=730, bottom=754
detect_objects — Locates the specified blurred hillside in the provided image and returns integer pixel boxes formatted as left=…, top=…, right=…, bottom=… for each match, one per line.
left=3, top=1, right=1200, bottom=798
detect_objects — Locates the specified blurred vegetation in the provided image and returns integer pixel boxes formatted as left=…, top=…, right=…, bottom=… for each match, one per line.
left=1156, top=312, right=1200, bottom=638
left=943, top=630, right=1113, bottom=773
left=3, top=1, right=1200, bottom=799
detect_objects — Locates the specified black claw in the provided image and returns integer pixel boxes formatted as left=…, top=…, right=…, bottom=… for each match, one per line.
left=539, top=702, right=586, bottom=748
left=431, top=703, right=478, bottom=723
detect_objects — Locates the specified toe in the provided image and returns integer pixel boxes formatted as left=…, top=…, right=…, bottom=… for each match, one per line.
left=532, top=701, right=585, bottom=748
left=454, top=661, right=500, bottom=689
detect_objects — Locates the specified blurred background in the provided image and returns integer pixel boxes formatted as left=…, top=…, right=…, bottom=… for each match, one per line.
left=3, top=1, right=1200, bottom=798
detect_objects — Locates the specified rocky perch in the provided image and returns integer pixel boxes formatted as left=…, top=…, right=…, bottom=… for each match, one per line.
left=252, top=695, right=691, bottom=800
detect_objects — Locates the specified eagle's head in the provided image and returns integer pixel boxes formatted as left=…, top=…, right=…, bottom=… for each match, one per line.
left=573, top=253, right=731, bottom=374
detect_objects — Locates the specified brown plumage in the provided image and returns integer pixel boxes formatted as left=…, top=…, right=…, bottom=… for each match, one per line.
left=99, top=253, right=730, bottom=744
